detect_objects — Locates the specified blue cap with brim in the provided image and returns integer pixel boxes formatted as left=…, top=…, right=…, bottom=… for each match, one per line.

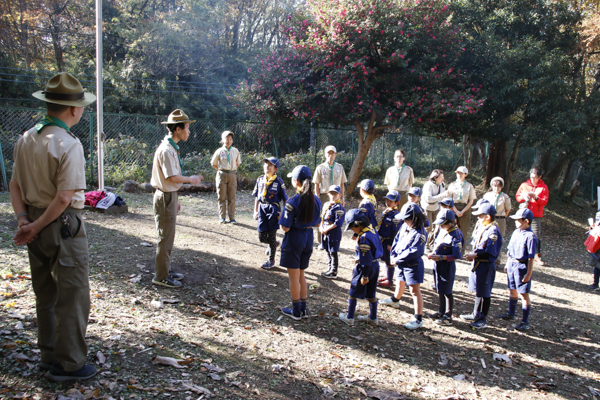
left=394, top=202, right=423, bottom=221
left=433, top=209, right=456, bottom=225
left=385, top=190, right=401, bottom=202
left=287, top=165, right=312, bottom=182
left=471, top=198, right=490, bottom=210
left=328, top=185, right=341, bottom=194
left=345, top=209, right=366, bottom=231
left=510, top=208, right=534, bottom=221
left=263, top=157, right=280, bottom=169
left=408, top=187, right=422, bottom=197
left=360, top=179, right=375, bottom=194
left=472, top=203, right=497, bottom=216
left=440, top=197, right=455, bottom=208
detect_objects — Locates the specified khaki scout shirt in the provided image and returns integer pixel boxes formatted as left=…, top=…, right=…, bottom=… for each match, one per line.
left=210, top=146, right=241, bottom=171
left=151, top=138, right=182, bottom=192
left=448, top=180, right=476, bottom=205
left=12, top=125, right=86, bottom=209
left=313, top=162, right=348, bottom=194
left=483, top=192, right=511, bottom=217
left=384, top=165, right=414, bottom=192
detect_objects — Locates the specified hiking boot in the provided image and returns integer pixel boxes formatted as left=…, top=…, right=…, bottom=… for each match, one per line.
left=338, top=313, right=355, bottom=326
left=152, top=276, right=182, bottom=288
left=514, top=321, right=530, bottom=331
left=356, top=315, right=379, bottom=326
left=261, top=260, right=275, bottom=270
left=45, top=364, right=97, bottom=382
left=169, top=271, right=184, bottom=281
left=470, top=319, right=488, bottom=329
left=281, top=307, right=301, bottom=321
left=496, top=313, right=515, bottom=320
left=321, top=269, right=338, bottom=279
left=403, top=319, right=423, bottom=330
left=380, top=297, right=401, bottom=309
left=435, top=315, right=453, bottom=326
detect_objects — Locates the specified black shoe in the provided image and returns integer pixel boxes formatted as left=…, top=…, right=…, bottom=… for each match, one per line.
left=281, top=307, right=302, bottom=321
left=426, top=312, right=443, bottom=319
left=45, top=364, right=97, bottom=382
left=514, top=321, right=530, bottom=331
left=169, top=271, right=184, bottom=281
left=496, top=313, right=515, bottom=320
left=470, top=319, right=488, bottom=329
left=321, top=270, right=338, bottom=279
left=436, top=315, right=453, bottom=326
left=152, top=276, right=182, bottom=288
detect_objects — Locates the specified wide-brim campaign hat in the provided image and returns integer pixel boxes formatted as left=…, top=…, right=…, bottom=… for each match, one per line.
left=161, top=109, right=196, bottom=124
left=32, top=72, right=96, bottom=107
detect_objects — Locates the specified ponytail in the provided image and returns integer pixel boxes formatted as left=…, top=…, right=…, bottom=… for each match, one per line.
left=298, top=178, right=315, bottom=223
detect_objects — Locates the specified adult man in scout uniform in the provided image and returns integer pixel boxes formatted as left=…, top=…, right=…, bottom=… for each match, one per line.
left=384, top=149, right=414, bottom=210
left=151, top=109, right=203, bottom=288
left=211, top=131, right=242, bottom=224
left=10, top=72, right=97, bottom=381
left=313, top=145, right=348, bottom=244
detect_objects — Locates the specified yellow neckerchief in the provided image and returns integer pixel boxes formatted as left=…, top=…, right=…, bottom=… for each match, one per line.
left=473, top=220, right=498, bottom=247
left=360, top=193, right=377, bottom=208
left=261, top=174, right=278, bottom=201
left=321, top=199, right=341, bottom=218
left=359, top=225, right=376, bottom=237
left=377, top=206, right=398, bottom=228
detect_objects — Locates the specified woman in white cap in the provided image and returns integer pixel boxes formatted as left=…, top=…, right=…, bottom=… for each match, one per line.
left=447, top=166, right=476, bottom=241
left=384, top=149, right=414, bottom=210
left=421, top=169, right=448, bottom=250
left=211, top=131, right=242, bottom=224
left=483, top=177, right=511, bottom=265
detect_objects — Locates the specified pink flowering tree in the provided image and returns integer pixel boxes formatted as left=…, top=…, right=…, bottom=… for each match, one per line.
left=233, top=0, right=485, bottom=194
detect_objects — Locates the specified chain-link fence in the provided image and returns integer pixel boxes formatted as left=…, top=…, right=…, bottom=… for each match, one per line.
left=0, top=106, right=597, bottom=203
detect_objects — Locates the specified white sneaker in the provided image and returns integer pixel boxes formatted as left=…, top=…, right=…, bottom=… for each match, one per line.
left=403, top=319, right=423, bottom=330
left=338, top=313, right=355, bottom=326
left=356, top=315, right=379, bottom=326
left=380, top=297, right=400, bottom=309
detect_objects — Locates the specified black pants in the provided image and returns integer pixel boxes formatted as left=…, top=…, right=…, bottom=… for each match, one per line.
left=327, top=251, right=339, bottom=272
left=259, top=230, right=278, bottom=262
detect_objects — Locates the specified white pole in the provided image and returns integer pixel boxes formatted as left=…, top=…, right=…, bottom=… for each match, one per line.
left=95, top=0, right=104, bottom=190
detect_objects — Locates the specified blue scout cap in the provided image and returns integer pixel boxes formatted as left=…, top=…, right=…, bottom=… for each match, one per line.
left=385, top=190, right=401, bottom=202
left=510, top=208, right=534, bottom=221
left=394, top=202, right=423, bottom=221
left=408, top=187, right=422, bottom=197
left=328, top=185, right=341, bottom=194
left=360, top=179, right=375, bottom=194
left=440, top=197, right=455, bottom=207
left=262, top=157, right=280, bottom=169
left=345, top=209, right=368, bottom=231
left=287, top=165, right=312, bottom=182
left=433, top=209, right=456, bottom=225
left=472, top=202, right=497, bottom=216
left=471, top=198, right=490, bottom=210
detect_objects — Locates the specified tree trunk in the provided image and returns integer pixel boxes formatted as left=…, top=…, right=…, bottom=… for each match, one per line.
left=505, top=134, right=523, bottom=194
left=472, top=137, right=486, bottom=171
left=543, top=150, right=570, bottom=189
left=591, top=61, right=600, bottom=95
left=555, top=159, right=575, bottom=194
left=568, top=180, right=580, bottom=199
left=484, top=138, right=508, bottom=187
left=462, top=134, right=472, bottom=170
left=346, top=112, right=390, bottom=196
left=532, top=148, right=551, bottom=174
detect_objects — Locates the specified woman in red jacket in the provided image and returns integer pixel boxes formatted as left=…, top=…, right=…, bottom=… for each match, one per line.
left=515, top=167, right=548, bottom=265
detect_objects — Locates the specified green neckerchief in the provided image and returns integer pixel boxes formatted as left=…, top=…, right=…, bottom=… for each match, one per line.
left=396, top=164, right=405, bottom=188
left=224, top=145, right=232, bottom=167
left=493, top=191, right=502, bottom=210
left=166, top=136, right=184, bottom=174
left=457, top=179, right=467, bottom=201
left=327, top=163, right=335, bottom=185
left=35, top=116, right=71, bottom=134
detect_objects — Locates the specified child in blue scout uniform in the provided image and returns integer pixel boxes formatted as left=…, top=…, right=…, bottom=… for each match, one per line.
left=427, top=209, right=464, bottom=326
left=279, top=165, right=322, bottom=320
left=496, top=208, right=537, bottom=330
left=338, top=209, right=383, bottom=326
left=461, top=203, right=503, bottom=329
left=359, top=179, right=378, bottom=230
left=377, top=191, right=402, bottom=288
left=380, top=204, right=428, bottom=330
left=253, top=157, right=288, bottom=269
left=587, top=211, right=600, bottom=290
left=406, top=187, right=430, bottom=228
left=320, top=185, right=346, bottom=279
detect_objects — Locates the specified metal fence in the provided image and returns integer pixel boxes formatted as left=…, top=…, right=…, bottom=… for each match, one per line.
left=0, top=106, right=596, bottom=203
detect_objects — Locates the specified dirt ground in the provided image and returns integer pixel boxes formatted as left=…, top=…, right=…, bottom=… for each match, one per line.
left=0, top=188, right=599, bottom=400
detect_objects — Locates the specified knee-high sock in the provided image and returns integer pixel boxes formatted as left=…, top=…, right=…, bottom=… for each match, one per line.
left=368, top=299, right=378, bottom=320
left=482, top=297, right=491, bottom=318
left=347, top=298, right=357, bottom=319
left=445, top=294, right=454, bottom=316
left=438, top=293, right=446, bottom=315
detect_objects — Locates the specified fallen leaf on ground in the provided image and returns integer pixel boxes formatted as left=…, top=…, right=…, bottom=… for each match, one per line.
left=493, top=353, right=512, bottom=365
left=151, top=356, right=187, bottom=368
left=453, top=374, right=465, bottom=381
left=202, top=310, right=217, bottom=317
left=97, top=351, right=106, bottom=364
left=140, top=242, right=153, bottom=247
left=201, top=363, right=224, bottom=372
left=180, top=383, right=212, bottom=397
left=366, top=390, right=403, bottom=400
left=209, top=372, right=221, bottom=380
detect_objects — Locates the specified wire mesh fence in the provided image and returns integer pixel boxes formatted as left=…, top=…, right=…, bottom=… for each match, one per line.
left=0, top=106, right=596, bottom=203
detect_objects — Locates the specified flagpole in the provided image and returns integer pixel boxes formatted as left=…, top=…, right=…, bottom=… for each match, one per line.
left=96, top=0, right=104, bottom=190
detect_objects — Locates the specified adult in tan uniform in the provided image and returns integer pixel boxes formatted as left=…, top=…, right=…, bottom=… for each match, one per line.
left=10, top=73, right=96, bottom=381
left=482, top=176, right=511, bottom=267
left=312, top=145, right=348, bottom=244
left=151, top=110, right=202, bottom=288
left=384, top=149, right=414, bottom=210
left=211, top=131, right=241, bottom=224
left=448, top=166, right=477, bottom=242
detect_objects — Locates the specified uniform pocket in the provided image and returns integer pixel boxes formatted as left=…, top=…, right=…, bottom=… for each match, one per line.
left=58, top=214, right=89, bottom=268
